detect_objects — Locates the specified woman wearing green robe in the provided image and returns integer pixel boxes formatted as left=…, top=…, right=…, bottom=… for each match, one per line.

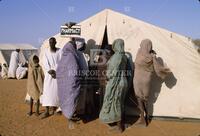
left=99, top=39, right=128, bottom=132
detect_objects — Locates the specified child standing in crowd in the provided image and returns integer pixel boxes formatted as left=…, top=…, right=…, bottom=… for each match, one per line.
left=27, top=55, right=44, bottom=116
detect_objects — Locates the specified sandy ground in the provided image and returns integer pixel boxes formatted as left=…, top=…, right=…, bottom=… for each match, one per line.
left=0, top=79, right=200, bottom=136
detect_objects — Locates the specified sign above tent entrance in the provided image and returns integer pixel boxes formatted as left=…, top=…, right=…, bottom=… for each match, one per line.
left=60, top=22, right=81, bottom=36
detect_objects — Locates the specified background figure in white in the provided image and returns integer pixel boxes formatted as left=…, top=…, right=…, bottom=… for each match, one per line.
left=8, top=49, right=20, bottom=78
left=16, top=63, right=28, bottom=80
left=41, top=37, right=61, bottom=119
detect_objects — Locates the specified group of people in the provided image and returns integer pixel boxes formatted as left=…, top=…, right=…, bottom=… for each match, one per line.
left=26, top=37, right=171, bottom=132
left=0, top=49, right=28, bottom=80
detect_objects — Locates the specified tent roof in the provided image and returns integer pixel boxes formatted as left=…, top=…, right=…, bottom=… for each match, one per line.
left=0, top=43, right=37, bottom=50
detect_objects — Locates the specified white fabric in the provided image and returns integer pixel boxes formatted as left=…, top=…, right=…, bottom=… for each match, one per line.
left=16, top=64, right=28, bottom=80
left=56, top=107, right=62, bottom=112
left=0, top=51, right=7, bottom=66
left=8, top=51, right=19, bottom=78
left=42, top=49, right=61, bottom=107
left=25, top=93, right=31, bottom=102
left=19, top=51, right=27, bottom=65
left=39, top=9, right=200, bottom=119
left=25, top=93, right=43, bottom=104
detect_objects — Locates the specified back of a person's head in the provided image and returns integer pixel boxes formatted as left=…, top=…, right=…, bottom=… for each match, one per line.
left=16, top=49, right=20, bottom=52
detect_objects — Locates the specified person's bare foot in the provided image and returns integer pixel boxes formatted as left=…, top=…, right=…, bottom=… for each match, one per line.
left=68, top=120, right=79, bottom=129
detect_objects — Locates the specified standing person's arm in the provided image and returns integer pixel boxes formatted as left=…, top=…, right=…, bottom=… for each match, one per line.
left=41, top=68, right=45, bottom=80
left=40, top=68, right=45, bottom=95
left=43, top=51, right=51, bottom=72
left=43, top=51, right=56, bottom=78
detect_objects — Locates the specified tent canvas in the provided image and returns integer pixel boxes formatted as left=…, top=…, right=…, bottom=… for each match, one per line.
left=40, top=9, right=200, bottom=119
left=0, top=44, right=38, bottom=66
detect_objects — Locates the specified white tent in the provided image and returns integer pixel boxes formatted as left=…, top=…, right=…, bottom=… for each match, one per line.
left=0, top=44, right=38, bottom=66
left=40, top=9, right=200, bottom=119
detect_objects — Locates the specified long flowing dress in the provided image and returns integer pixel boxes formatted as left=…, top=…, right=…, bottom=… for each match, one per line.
left=8, top=51, right=19, bottom=78
left=42, top=48, right=61, bottom=107
left=56, top=42, right=81, bottom=119
left=99, top=39, right=128, bottom=124
left=27, top=55, right=44, bottom=101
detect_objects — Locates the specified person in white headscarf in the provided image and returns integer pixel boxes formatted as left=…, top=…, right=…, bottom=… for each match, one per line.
left=16, top=63, right=28, bottom=80
left=8, top=49, right=20, bottom=78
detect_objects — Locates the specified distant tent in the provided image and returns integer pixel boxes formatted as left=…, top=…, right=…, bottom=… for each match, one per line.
left=0, top=44, right=38, bottom=66
left=40, top=9, right=200, bottom=119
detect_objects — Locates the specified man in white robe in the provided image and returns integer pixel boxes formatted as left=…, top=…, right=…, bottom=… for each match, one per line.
left=8, top=49, right=20, bottom=78
left=41, top=37, right=61, bottom=118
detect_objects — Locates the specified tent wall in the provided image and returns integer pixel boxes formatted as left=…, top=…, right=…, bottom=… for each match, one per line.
left=106, top=10, right=200, bottom=118
left=0, top=44, right=37, bottom=66
left=1, top=50, right=13, bottom=65
left=0, top=49, right=38, bottom=66
left=40, top=9, right=200, bottom=119
left=0, top=51, right=7, bottom=65
left=21, top=50, right=38, bottom=60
